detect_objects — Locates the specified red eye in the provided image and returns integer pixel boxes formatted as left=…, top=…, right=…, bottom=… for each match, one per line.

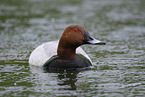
left=75, top=29, right=78, bottom=32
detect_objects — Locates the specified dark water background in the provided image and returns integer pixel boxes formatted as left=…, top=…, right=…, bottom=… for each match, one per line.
left=0, top=0, right=145, bottom=96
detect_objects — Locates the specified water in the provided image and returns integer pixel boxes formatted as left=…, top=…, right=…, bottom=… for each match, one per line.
left=0, top=0, right=145, bottom=96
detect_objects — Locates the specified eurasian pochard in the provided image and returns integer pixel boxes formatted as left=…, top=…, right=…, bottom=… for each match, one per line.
left=29, top=25, right=106, bottom=70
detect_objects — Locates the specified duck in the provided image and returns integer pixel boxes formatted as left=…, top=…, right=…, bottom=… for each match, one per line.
left=29, top=25, right=106, bottom=70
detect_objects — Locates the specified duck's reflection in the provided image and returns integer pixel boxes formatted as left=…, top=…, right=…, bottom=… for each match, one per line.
left=57, top=71, right=79, bottom=90
left=30, top=65, right=89, bottom=90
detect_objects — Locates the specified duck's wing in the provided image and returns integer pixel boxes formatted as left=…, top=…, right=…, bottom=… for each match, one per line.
left=29, top=41, right=58, bottom=66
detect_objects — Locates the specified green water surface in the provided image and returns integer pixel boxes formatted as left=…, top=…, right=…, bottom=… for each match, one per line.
left=0, top=0, right=145, bottom=96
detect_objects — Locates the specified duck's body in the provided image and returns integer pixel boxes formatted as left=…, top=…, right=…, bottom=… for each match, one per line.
left=29, top=40, right=92, bottom=67
left=29, top=25, right=106, bottom=70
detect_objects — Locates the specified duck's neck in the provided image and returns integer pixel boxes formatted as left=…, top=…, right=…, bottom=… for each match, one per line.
left=57, top=43, right=77, bottom=60
left=57, top=47, right=76, bottom=59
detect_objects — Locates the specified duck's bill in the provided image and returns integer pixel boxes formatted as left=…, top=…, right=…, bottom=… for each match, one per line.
left=87, top=37, right=106, bottom=45
left=83, top=31, right=106, bottom=45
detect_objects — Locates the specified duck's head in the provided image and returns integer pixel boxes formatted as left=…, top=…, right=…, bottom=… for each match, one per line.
left=58, top=25, right=106, bottom=47
left=57, top=25, right=106, bottom=59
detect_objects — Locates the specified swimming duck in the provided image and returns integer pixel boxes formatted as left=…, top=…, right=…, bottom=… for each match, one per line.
left=29, top=25, right=106, bottom=70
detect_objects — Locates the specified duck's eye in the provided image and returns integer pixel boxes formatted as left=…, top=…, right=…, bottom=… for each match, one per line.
left=74, top=29, right=78, bottom=32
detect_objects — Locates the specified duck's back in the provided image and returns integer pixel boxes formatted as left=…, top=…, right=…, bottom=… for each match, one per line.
left=29, top=41, right=92, bottom=66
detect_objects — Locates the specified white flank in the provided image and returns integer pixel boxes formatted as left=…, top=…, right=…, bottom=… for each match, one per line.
left=29, top=40, right=92, bottom=66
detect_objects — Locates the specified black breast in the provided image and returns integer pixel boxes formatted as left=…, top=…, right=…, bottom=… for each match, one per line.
left=43, top=54, right=92, bottom=70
